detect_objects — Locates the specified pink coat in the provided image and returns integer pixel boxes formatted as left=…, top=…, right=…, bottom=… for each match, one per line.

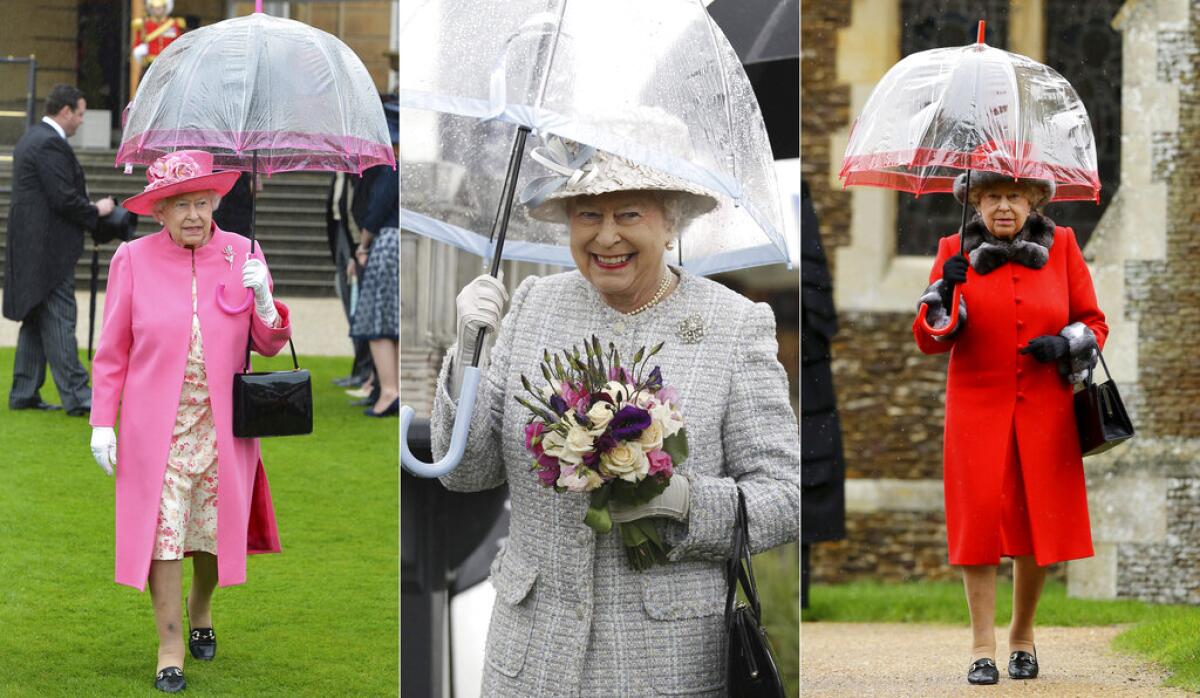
left=91, top=226, right=292, bottom=590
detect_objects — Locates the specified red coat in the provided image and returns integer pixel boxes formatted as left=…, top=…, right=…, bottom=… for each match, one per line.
left=913, top=226, right=1107, bottom=566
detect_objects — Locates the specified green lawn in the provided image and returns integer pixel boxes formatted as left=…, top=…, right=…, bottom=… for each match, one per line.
left=753, top=544, right=800, bottom=698
left=0, top=348, right=398, bottom=696
left=804, top=580, right=1200, bottom=691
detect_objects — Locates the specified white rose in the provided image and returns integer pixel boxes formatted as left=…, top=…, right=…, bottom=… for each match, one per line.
left=600, top=442, right=650, bottom=482
left=564, top=424, right=595, bottom=457
left=542, top=429, right=582, bottom=465
left=585, top=401, right=616, bottom=434
left=636, top=420, right=663, bottom=452
left=650, top=402, right=684, bottom=438
left=558, top=466, right=602, bottom=493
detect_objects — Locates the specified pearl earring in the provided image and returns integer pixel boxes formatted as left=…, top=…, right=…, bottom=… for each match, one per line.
left=666, top=240, right=675, bottom=251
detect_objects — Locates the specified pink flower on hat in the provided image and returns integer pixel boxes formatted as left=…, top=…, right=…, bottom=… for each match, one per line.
left=146, top=152, right=202, bottom=191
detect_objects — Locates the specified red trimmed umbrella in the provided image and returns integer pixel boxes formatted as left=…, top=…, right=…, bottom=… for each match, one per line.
left=839, top=21, right=1100, bottom=335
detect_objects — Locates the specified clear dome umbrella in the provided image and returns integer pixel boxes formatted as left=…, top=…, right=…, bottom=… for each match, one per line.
left=839, top=21, right=1100, bottom=337
left=118, top=6, right=396, bottom=314
left=400, top=0, right=789, bottom=476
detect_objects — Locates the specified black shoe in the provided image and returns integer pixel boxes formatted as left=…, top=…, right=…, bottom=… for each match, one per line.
left=189, top=627, right=216, bottom=661
left=333, top=375, right=362, bottom=387
left=364, top=399, right=399, bottom=417
left=65, top=403, right=92, bottom=417
left=967, top=658, right=999, bottom=685
left=1008, top=649, right=1038, bottom=679
left=154, top=666, right=186, bottom=693
left=9, top=398, right=61, bottom=411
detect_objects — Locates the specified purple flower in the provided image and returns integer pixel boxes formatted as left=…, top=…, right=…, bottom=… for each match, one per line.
left=549, top=394, right=569, bottom=415
left=609, top=405, right=652, bottom=441
left=536, top=462, right=560, bottom=487
left=594, top=432, right=617, bottom=454
left=582, top=449, right=601, bottom=468
left=646, top=366, right=663, bottom=390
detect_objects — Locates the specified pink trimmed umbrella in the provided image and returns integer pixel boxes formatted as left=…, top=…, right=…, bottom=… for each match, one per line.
left=839, top=21, right=1100, bottom=335
left=117, top=2, right=395, bottom=312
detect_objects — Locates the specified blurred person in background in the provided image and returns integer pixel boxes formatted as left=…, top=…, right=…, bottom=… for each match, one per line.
left=4, top=84, right=114, bottom=416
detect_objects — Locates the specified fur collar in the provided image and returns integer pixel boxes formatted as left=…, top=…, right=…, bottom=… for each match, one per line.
left=961, top=212, right=1056, bottom=275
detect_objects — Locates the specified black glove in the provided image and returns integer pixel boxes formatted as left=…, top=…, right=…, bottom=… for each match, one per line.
left=1019, top=335, right=1070, bottom=363
left=939, top=255, right=969, bottom=307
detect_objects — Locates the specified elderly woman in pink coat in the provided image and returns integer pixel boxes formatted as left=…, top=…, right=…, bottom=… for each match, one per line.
left=88, top=151, right=292, bottom=693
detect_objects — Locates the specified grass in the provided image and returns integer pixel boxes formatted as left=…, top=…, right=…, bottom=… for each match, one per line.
left=753, top=543, right=800, bottom=698
left=0, top=348, right=398, bottom=696
left=803, top=580, right=1200, bottom=691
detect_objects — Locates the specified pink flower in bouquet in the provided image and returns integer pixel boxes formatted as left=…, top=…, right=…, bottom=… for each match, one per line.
left=656, top=385, right=680, bottom=406
left=607, top=365, right=634, bottom=383
left=647, top=449, right=674, bottom=477
left=536, top=461, right=560, bottom=487
left=557, top=464, right=602, bottom=492
left=524, top=421, right=545, bottom=451
left=561, top=381, right=589, bottom=410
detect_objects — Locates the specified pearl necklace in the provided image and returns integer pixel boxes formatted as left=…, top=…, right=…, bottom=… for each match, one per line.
left=625, top=273, right=674, bottom=316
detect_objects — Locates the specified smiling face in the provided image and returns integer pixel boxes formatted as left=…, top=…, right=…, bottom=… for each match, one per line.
left=158, top=190, right=217, bottom=248
left=974, top=183, right=1033, bottom=239
left=567, top=191, right=672, bottom=311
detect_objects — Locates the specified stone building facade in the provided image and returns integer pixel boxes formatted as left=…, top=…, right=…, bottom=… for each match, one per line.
left=805, top=0, right=1200, bottom=602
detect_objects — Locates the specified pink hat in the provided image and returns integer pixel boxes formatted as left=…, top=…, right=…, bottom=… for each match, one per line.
left=122, top=150, right=241, bottom=215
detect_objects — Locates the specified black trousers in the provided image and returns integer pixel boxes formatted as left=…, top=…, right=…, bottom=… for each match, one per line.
left=334, top=228, right=373, bottom=380
left=10, top=277, right=91, bottom=410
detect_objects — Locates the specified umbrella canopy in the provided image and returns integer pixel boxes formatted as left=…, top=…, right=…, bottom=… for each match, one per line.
left=400, top=0, right=790, bottom=276
left=839, top=36, right=1100, bottom=202
left=117, top=13, right=395, bottom=175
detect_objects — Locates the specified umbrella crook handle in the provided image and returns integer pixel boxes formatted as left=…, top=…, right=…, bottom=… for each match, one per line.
left=401, top=367, right=481, bottom=477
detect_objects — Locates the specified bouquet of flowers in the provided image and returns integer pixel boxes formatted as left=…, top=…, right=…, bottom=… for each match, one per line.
left=516, top=336, right=688, bottom=570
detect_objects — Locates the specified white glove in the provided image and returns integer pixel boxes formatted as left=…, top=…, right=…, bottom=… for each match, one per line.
left=90, top=427, right=117, bottom=476
left=242, top=258, right=279, bottom=326
left=133, top=43, right=149, bottom=61
left=451, top=274, right=509, bottom=397
left=610, top=475, right=690, bottom=523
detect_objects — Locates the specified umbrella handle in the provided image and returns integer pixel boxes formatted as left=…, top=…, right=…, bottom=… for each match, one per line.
left=917, top=284, right=964, bottom=337
left=216, top=286, right=255, bottom=315
left=401, top=367, right=481, bottom=478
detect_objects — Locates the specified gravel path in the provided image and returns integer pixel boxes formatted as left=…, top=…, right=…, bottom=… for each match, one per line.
left=801, top=623, right=1188, bottom=697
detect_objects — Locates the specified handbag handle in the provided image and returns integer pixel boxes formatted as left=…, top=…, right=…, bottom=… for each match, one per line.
left=1084, top=347, right=1112, bottom=387
left=725, top=491, right=762, bottom=621
left=242, top=317, right=301, bottom=374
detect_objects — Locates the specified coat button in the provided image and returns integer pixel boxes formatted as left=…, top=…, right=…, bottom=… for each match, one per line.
left=1017, top=320, right=1024, bottom=329
left=1015, top=297, right=1022, bottom=304
left=577, top=530, right=590, bottom=545
left=1017, top=393, right=1025, bottom=400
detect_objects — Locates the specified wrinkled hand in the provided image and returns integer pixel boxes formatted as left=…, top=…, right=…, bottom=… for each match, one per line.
left=242, top=258, right=279, bottom=326
left=90, top=427, right=117, bottom=476
left=1020, top=335, right=1070, bottom=363
left=95, top=197, right=115, bottom=218
left=610, top=476, right=691, bottom=524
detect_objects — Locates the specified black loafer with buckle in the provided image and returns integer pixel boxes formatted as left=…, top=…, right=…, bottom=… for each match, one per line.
left=189, top=627, right=216, bottom=661
left=1008, top=649, right=1038, bottom=679
left=967, top=657, right=999, bottom=685
left=155, top=666, right=186, bottom=693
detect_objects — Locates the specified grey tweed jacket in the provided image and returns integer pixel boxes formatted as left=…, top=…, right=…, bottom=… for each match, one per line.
left=432, top=269, right=799, bottom=697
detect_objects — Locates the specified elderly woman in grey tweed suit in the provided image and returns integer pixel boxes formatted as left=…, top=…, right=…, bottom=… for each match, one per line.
left=431, top=145, right=799, bottom=697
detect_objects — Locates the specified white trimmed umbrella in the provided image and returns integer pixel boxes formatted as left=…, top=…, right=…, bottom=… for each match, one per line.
left=399, top=0, right=789, bottom=476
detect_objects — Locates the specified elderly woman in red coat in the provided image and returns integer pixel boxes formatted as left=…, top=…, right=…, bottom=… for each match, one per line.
left=913, top=170, right=1107, bottom=686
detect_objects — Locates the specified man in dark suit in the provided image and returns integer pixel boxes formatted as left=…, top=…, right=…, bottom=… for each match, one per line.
left=3, top=84, right=114, bottom=415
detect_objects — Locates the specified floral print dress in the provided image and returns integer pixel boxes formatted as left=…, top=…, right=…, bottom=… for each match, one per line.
left=152, top=271, right=219, bottom=560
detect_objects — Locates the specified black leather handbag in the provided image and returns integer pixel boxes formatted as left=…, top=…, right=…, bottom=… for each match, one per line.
left=725, top=492, right=786, bottom=698
left=232, top=331, right=313, bottom=438
left=1074, top=349, right=1133, bottom=457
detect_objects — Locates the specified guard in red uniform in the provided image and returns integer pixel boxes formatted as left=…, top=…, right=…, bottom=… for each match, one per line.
left=913, top=168, right=1107, bottom=686
left=132, top=0, right=186, bottom=73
